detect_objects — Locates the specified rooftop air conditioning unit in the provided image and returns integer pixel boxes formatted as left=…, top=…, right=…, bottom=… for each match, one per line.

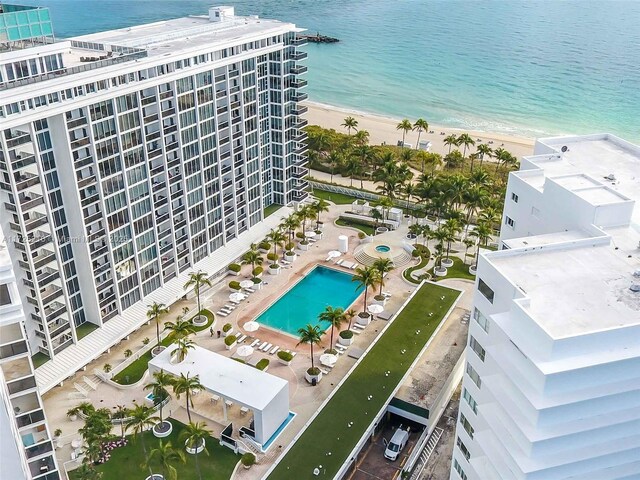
left=605, top=173, right=616, bottom=181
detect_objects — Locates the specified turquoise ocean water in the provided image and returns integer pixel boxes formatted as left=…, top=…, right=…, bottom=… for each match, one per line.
left=17, top=0, right=640, bottom=140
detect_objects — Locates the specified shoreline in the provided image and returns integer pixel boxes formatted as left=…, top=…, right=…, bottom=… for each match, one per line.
left=306, top=100, right=536, bottom=159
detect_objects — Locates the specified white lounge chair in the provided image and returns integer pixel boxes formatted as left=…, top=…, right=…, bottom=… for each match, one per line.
left=336, top=259, right=344, bottom=266
left=250, top=339, right=260, bottom=347
left=261, top=342, right=272, bottom=352
left=281, top=260, right=291, bottom=265
left=244, top=287, right=255, bottom=293
left=224, top=304, right=237, bottom=310
left=216, top=310, right=229, bottom=317
left=269, top=346, right=279, bottom=355
left=334, top=344, right=346, bottom=352
left=353, top=323, right=366, bottom=330
left=258, top=341, right=268, bottom=350
left=237, top=334, right=247, bottom=343
left=319, top=368, right=329, bottom=375
left=350, top=328, right=361, bottom=334
left=325, top=256, right=332, bottom=262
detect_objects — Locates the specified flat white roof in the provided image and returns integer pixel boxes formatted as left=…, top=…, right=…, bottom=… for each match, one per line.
left=490, top=243, right=640, bottom=338
left=150, top=345, right=287, bottom=411
left=72, top=14, right=299, bottom=58
left=502, top=229, right=594, bottom=249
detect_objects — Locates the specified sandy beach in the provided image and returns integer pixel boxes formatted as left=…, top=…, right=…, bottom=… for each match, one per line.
left=306, top=101, right=535, bottom=160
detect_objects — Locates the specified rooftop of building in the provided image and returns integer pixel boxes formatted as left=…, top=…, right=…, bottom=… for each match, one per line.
left=71, top=7, right=301, bottom=58
left=519, top=134, right=640, bottom=222
left=489, top=241, right=640, bottom=339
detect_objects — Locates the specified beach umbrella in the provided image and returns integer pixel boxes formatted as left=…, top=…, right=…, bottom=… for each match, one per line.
left=328, top=250, right=341, bottom=258
left=239, top=280, right=254, bottom=288
left=229, top=292, right=245, bottom=302
left=244, top=321, right=260, bottom=332
left=237, top=345, right=254, bottom=357
left=319, top=353, right=338, bottom=367
left=368, top=304, right=384, bottom=315
left=304, top=230, right=316, bottom=238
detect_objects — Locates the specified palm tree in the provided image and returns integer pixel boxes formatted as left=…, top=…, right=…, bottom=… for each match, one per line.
left=144, top=369, right=173, bottom=426
left=341, top=116, right=358, bottom=135
left=280, top=214, right=301, bottom=244
left=470, top=222, right=493, bottom=268
left=266, top=228, right=286, bottom=262
left=174, top=337, right=195, bottom=363
left=147, top=302, right=169, bottom=353
left=352, top=144, right=374, bottom=189
left=81, top=442, right=104, bottom=466
left=343, top=155, right=361, bottom=187
left=396, top=119, right=413, bottom=147
left=126, top=404, right=160, bottom=477
left=463, top=238, right=475, bottom=265
left=296, top=204, right=313, bottom=236
left=296, top=324, right=323, bottom=372
left=113, top=404, right=130, bottom=438
left=443, top=134, right=458, bottom=153
left=325, top=151, right=342, bottom=184
left=351, top=266, right=381, bottom=316
left=353, top=129, right=370, bottom=147
left=413, top=118, right=429, bottom=149
left=475, top=143, right=493, bottom=170
left=344, top=309, right=357, bottom=330
left=184, top=271, right=211, bottom=316
left=371, top=208, right=383, bottom=233
left=172, top=373, right=203, bottom=422
left=311, top=198, right=330, bottom=228
left=180, top=422, right=210, bottom=480
left=242, top=249, right=263, bottom=274
left=144, top=440, right=186, bottom=480
left=431, top=227, right=451, bottom=269
left=444, top=150, right=464, bottom=170
left=164, top=317, right=196, bottom=340
left=318, top=306, right=346, bottom=350
left=443, top=218, right=462, bottom=262
left=372, top=258, right=394, bottom=297
left=75, top=463, right=103, bottom=480
left=408, top=223, right=422, bottom=246
left=457, top=133, right=476, bottom=157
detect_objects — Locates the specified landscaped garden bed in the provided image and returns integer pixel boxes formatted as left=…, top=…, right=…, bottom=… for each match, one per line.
left=430, top=256, right=476, bottom=282
left=112, top=310, right=214, bottom=385
left=266, top=282, right=459, bottom=480
left=68, top=420, right=239, bottom=480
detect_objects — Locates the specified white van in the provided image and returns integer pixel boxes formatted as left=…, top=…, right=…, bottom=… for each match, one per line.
left=384, top=426, right=410, bottom=461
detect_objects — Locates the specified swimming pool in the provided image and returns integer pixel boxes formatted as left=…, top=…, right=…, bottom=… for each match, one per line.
left=256, top=266, right=360, bottom=336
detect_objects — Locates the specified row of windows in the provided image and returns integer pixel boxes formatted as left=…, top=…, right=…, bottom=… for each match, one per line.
left=469, top=335, right=486, bottom=362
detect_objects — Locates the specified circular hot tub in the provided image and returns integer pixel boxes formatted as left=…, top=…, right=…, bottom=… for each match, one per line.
left=375, top=245, right=391, bottom=253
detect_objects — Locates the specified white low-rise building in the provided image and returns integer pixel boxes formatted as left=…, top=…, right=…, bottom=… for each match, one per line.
left=450, top=134, right=640, bottom=480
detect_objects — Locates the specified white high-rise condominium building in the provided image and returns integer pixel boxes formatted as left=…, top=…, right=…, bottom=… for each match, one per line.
left=451, top=134, right=640, bottom=480
left=1, top=225, right=59, bottom=480
left=0, top=5, right=308, bottom=391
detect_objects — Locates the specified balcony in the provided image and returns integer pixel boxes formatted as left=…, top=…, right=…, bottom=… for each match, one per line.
left=36, top=268, right=59, bottom=287
left=48, top=321, right=71, bottom=340
left=11, top=153, right=36, bottom=170
left=32, top=250, right=56, bottom=269
left=52, top=338, right=73, bottom=355
left=290, top=65, right=308, bottom=75
left=292, top=37, right=308, bottom=47
left=77, top=175, right=96, bottom=189
left=5, top=129, right=31, bottom=149
left=293, top=167, right=309, bottom=179
left=24, top=213, right=48, bottom=231
left=291, top=51, right=308, bottom=61
left=291, top=78, right=308, bottom=89
left=70, top=136, right=90, bottom=150
left=293, top=118, right=309, bottom=129
left=292, top=92, right=308, bottom=102
left=19, top=192, right=45, bottom=211
left=40, top=286, right=63, bottom=306
left=7, top=375, right=37, bottom=395
left=15, top=172, right=40, bottom=190
left=292, top=105, right=308, bottom=116
left=293, top=131, right=308, bottom=142
left=44, top=302, right=67, bottom=323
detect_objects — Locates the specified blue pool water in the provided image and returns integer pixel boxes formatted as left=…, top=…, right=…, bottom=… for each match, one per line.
left=256, top=266, right=359, bottom=336
left=262, top=412, right=296, bottom=451
left=375, top=245, right=391, bottom=253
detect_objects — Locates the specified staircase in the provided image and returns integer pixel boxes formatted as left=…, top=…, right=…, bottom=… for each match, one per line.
left=410, top=427, right=444, bottom=480
left=353, top=246, right=413, bottom=267
left=82, top=374, right=101, bottom=390
left=73, top=382, right=89, bottom=398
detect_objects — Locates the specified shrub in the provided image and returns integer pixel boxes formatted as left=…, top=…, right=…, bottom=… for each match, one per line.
left=252, top=277, right=262, bottom=284
left=339, top=330, right=354, bottom=339
left=300, top=240, right=309, bottom=245
left=269, top=263, right=280, bottom=269
left=232, top=358, right=246, bottom=364
left=256, top=359, right=269, bottom=371
left=374, top=294, right=385, bottom=301
left=296, top=232, right=305, bottom=239
left=267, top=253, right=278, bottom=261
left=103, top=363, right=112, bottom=373
left=54, top=428, right=62, bottom=437
left=358, top=232, right=366, bottom=239
left=228, top=263, right=241, bottom=272
left=252, top=266, right=263, bottom=276
left=315, top=229, right=322, bottom=235
left=124, top=349, right=133, bottom=358
left=229, top=281, right=241, bottom=290
left=241, top=452, right=256, bottom=467
left=285, top=242, right=295, bottom=250
left=277, top=351, right=293, bottom=361
left=222, top=323, right=232, bottom=333
left=142, top=337, right=150, bottom=345
left=412, top=250, right=420, bottom=257
left=324, top=348, right=338, bottom=355
left=258, top=241, right=271, bottom=251
left=285, top=250, right=294, bottom=256
left=307, top=367, right=321, bottom=376
left=224, top=335, right=237, bottom=346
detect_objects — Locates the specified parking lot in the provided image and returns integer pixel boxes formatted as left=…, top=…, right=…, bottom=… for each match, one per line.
left=349, top=415, right=424, bottom=480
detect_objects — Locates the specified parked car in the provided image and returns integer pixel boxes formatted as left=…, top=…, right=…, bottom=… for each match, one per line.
left=384, top=426, right=410, bottom=461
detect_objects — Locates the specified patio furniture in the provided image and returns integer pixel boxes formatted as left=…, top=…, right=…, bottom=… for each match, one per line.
left=382, top=291, right=392, bottom=298
left=334, top=344, right=346, bottom=352
left=236, top=334, right=247, bottom=343
left=244, top=287, right=256, bottom=293
left=281, top=260, right=291, bottom=265
left=319, top=368, right=329, bottom=375
left=211, top=395, right=220, bottom=403
left=225, top=400, right=233, bottom=408
left=269, top=345, right=280, bottom=355
left=261, top=343, right=272, bottom=352
left=216, top=310, right=229, bottom=317
left=349, top=328, right=362, bottom=334
left=224, top=304, right=237, bottom=310
left=335, top=259, right=344, bottom=266
left=353, top=323, right=366, bottom=330
left=250, top=339, right=261, bottom=347
left=258, top=341, right=268, bottom=350
left=240, top=406, right=249, bottom=416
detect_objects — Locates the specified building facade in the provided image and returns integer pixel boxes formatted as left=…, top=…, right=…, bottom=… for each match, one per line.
left=1, top=225, right=59, bottom=480
left=451, top=134, right=640, bottom=479
left=0, top=6, right=308, bottom=375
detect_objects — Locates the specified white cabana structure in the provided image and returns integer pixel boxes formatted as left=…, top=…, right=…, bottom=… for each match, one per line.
left=149, top=345, right=289, bottom=447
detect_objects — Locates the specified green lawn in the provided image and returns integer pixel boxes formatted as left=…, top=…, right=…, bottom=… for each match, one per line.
left=335, top=218, right=375, bottom=236
left=69, top=420, right=239, bottom=480
left=76, top=322, right=99, bottom=340
left=264, top=204, right=283, bottom=218
left=267, top=283, right=459, bottom=480
left=31, top=352, right=50, bottom=369
left=112, top=310, right=214, bottom=385
left=402, top=245, right=430, bottom=284
left=432, top=257, right=476, bottom=282
left=312, top=189, right=360, bottom=205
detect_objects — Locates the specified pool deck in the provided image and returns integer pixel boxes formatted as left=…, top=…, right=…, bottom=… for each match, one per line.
left=42, top=203, right=474, bottom=479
